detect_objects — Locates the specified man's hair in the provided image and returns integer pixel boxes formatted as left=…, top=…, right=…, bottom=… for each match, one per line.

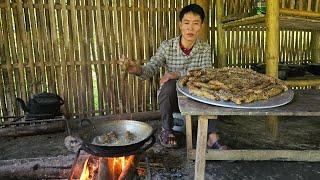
left=179, top=4, right=205, bottom=23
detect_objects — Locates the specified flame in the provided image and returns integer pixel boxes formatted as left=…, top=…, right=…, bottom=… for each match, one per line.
left=112, top=157, right=127, bottom=171
left=79, top=156, right=134, bottom=180
left=79, top=158, right=90, bottom=180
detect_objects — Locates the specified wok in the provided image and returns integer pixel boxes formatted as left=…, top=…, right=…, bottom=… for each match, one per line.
left=80, top=120, right=156, bottom=157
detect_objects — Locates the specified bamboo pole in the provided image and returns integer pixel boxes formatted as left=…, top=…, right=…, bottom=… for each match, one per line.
left=27, top=0, right=40, bottom=93
left=112, top=0, right=121, bottom=114
left=60, top=0, right=71, bottom=116
left=150, top=0, right=157, bottom=111
left=6, top=0, right=22, bottom=116
left=48, top=0, right=62, bottom=95
left=311, top=31, right=320, bottom=63
left=289, top=0, right=296, bottom=9
left=95, top=0, right=108, bottom=115
left=226, top=30, right=230, bottom=65
left=0, top=1, right=15, bottom=116
left=109, top=0, right=118, bottom=114
left=100, top=0, right=112, bottom=115
left=43, top=1, right=56, bottom=93
left=279, top=8, right=320, bottom=18
left=117, top=0, right=125, bottom=113
left=78, top=0, right=90, bottom=116
left=0, top=6, right=10, bottom=116
left=266, top=0, right=280, bottom=77
left=266, top=0, right=280, bottom=139
left=68, top=0, right=79, bottom=116
left=35, top=0, right=47, bottom=92
left=195, top=0, right=209, bottom=41
left=123, top=0, right=131, bottom=113
left=132, top=0, right=139, bottom=112
left=18, top=0, right=37, bottom=96
left=216, top=0, right=227, bottom=67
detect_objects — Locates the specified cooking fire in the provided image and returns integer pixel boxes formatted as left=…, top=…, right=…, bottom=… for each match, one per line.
left=72, top=154, right=136, bottom=180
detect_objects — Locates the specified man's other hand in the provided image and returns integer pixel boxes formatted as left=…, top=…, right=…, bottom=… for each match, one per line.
left=160, top=72, right=180, bottom=86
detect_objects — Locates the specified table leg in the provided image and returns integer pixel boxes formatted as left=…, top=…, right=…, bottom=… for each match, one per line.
left=265, top=115, right=279, bottom=139
left=186, top=115, right=193, bottom=158
left=194, top=116, right=208, bottom=180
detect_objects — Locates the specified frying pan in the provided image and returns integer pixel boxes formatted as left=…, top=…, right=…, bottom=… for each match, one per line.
left=79, top=119, right=156, bottom=157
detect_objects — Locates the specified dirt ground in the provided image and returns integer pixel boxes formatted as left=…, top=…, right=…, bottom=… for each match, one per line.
left=1, top=116, right=320, bottom=180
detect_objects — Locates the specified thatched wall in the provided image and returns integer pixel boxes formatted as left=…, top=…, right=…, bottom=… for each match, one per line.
left=0, top=0, right=314, bottom=118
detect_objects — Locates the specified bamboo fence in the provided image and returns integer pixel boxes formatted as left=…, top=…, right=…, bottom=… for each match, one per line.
left=0, top=0, right=317, bottom=118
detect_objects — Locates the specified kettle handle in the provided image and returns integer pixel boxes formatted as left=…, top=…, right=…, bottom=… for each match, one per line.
left=16, top=98, right=29, bottom=112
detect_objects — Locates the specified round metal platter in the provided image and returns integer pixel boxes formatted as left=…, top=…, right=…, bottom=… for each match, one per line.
left=177, top=81, right=294, bottom=109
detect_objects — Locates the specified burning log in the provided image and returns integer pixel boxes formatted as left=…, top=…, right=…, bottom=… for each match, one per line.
left=77, top=155, right=138, bottom=180
left=118, top=155, right=136, bottom=180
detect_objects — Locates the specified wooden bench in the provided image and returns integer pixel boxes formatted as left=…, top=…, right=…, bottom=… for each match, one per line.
left=178, top=89, right=320, bottom=180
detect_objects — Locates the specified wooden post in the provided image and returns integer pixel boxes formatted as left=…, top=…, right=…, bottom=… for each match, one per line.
left=266, top=0, right=280, bottom=139
left=311, top=31, right=320, bottom=63
left=195, top=0, right=209, bottom=42
left=194, top=115, right=208, bottom=180
left=185, top=115, right=193, bottom=159
left=216, top=0, right=227, bottom=67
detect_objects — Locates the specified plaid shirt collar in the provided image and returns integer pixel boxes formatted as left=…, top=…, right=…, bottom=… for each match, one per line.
left=173, top=35, right=201, bottom=57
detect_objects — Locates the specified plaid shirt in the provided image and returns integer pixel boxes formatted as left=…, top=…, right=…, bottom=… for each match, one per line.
left=139, top=36, right=212, bottom=79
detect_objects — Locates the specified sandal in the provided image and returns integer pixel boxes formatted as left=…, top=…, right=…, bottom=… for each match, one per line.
left=207, top=141, right=228, bottom=150
left=158, top=129, right=179, bottom=148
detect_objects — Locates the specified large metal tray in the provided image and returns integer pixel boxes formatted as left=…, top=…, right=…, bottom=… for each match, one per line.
left=177, top=81, right=294, bottom=109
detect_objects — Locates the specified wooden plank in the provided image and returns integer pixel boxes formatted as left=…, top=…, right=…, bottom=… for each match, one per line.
left=178, top=90, right=320, bottom=116
left=194, top=115, right=208, bottom=180
left=188, top=149, right=320, bottom=161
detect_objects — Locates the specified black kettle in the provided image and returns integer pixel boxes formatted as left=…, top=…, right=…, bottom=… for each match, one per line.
left=16, top=92, right=64, bottom=119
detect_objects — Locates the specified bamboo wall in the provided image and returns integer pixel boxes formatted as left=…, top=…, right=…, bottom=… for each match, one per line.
left=0, top=0, right=315, bottom=118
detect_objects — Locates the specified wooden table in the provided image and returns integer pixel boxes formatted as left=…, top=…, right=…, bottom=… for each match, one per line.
left=178, top=90, right=320, bottom=180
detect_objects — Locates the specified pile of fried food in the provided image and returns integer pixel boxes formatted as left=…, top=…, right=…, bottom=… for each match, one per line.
left=99, top=130, right=136, bottom=145
left=179, top=67, right=288, bottom=104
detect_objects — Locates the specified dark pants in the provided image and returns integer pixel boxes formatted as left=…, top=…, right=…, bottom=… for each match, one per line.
left=158, top=79, right=218, bottom=133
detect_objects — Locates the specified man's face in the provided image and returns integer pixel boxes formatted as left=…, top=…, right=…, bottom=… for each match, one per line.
left=179, top=12, right=203, bottom=42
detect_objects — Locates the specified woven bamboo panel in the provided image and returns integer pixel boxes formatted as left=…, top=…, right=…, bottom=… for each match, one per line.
left=0, top=0, right=315, bottom=118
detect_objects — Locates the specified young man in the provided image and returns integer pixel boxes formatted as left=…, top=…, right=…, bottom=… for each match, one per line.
left=119, top=4, right=226, bottom=149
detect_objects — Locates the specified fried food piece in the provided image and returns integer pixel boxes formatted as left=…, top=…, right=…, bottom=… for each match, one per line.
left=102, top=131, right=118, bottom=144
left=125, top=130, right=135, bottom=143
left=179, top=76, right=189, bottom=87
